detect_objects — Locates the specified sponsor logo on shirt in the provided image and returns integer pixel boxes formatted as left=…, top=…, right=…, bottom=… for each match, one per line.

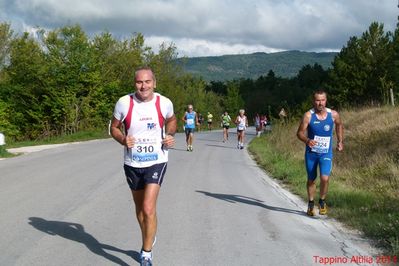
left=147, top=123, right=157, bottom=130
left=324, top=125, right=330, bottom=131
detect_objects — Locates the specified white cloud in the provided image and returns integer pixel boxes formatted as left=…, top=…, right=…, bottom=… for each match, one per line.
left=146, top=36, right=284, bottom=57
left=1, top=0, right=397, bottom=57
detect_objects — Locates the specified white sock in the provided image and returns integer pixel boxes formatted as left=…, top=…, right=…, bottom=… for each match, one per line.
left=141, top=250, right=152, bottom=259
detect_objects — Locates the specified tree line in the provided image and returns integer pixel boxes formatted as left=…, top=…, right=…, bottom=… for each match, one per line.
left=206, top=22, right=399, bottom=120
left=0, top=23, right=232, bottom=141
left=1, top=21, right=398, bottom=141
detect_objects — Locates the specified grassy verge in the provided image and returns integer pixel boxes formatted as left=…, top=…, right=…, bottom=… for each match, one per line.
left=0, top=145, right=13, bottom=158
left=248, top=106, right=399, bottom=257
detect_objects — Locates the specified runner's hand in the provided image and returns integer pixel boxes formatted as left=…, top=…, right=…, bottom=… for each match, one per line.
left=124, top=135, right=135, bottom=148
left=336, top=142, right=344, bottom=152
left=307, top=139, right=316, bottom=148
left=162, top=135, right=175, bottom=148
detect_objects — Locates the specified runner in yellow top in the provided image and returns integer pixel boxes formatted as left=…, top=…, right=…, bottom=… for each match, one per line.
left=221, top=111, right=232, bottom=142
left=207, top=112, right=213, bottom=131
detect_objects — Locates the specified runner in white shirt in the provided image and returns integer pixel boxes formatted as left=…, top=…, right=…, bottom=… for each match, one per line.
left=110, top=67, right=177, bottom=266
left=234, top=109, right=248, bottom=149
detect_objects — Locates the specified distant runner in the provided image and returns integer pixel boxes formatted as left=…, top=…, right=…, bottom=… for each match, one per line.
left=207, top=112, right=213, bottom=131
left=197, top=113, right=204, bottom=132
left=296, top=89, right=344, bottom=216
left=235, top=109, right=248, bottom=149
left=254, top=113, right=261, bottom=137
left=221, top=111, right=232, bottom=142
left=182, top=104, right=198, bottom=151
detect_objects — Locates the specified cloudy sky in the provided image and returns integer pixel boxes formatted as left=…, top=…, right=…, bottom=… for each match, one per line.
left=1, top=0, right=397, bottom=57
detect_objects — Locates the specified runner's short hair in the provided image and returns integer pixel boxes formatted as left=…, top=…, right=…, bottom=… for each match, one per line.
left=313, top=89, right=327, bottom=98
left=135, top=66, right=156, bottom=81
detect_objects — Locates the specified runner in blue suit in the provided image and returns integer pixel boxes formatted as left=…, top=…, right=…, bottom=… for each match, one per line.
left=297, top=89, right=344, bottom=216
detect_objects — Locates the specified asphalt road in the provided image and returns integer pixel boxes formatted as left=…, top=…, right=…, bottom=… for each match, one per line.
left=0, top=128, right=377, bottom=266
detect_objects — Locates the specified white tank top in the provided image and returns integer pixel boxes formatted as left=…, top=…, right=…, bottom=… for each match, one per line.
left=113, top=93, right=174, bottom=168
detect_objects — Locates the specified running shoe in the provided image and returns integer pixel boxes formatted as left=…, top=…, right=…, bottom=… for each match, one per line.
left=307, top=201, right=315, bottom=216
left=319, top=199, right=327, bottom=215
left=240, top=145, right=244, bottom=149
left=140, top=250, right=153, bottom=266
left=141, top=257, right=152, bottom=266
left=189, top=145, right=193, bottom=151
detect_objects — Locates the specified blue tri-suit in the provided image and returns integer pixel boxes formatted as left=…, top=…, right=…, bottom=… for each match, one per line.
left=184, top=111, right=196, bottom=135
left=305, top=108, right=334, bottom=180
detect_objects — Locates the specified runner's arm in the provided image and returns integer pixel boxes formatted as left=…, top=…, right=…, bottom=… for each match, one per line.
left=110, top=117, right=134, bottom=148
left=296, top=112, right=314, bottom=147
left=163, top=114, right=177, bottom=148
left=165, top=114, right=177, bottom=136
left=333, top=110, right=344, bottom=151
left=234, top=116, right=239, bottom=125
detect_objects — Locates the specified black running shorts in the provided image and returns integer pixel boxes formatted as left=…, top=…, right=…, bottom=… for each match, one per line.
left=124, top=162, right=167, bottom=190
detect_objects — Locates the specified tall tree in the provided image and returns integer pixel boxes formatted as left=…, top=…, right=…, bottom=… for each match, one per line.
left=0, top=22, right=13, bottom=72
left=224, top=81, right=245, bottom=115
left=328, top=22, right=393, bottom=107
left=41, top=25, right=96, bottom=134
left=6, top=32, right=48, bottom=139
left=389, top=20, right=399, bottom=103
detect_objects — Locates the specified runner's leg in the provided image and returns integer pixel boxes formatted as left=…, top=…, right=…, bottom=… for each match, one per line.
left=132, top=184, right=160, bottom=251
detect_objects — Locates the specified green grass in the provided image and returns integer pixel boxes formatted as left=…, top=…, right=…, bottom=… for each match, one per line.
left=0, top=145, right=14, bottom=158
left=248, top=107, right=399, bottom=257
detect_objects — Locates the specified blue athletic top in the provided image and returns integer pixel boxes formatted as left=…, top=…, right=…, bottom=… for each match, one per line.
left=185, top=111, right=196, bottom=129
left=306, top=108, right=334, bottom=155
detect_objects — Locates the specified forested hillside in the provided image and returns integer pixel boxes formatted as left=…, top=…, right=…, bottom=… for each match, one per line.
left=176, top=50, right=337, bottom=81
left=204, top=22, right=398, bottom=120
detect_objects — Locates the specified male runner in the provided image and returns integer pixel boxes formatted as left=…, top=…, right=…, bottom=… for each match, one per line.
left=296, top=89, right=343, bottom=216
left=110, top=67, right=177, bottom=265
left=182, top=104, right=198, bottom=151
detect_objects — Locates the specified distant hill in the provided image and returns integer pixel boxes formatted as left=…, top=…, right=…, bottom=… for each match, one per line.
left=176, top=50, right=337, bottom=81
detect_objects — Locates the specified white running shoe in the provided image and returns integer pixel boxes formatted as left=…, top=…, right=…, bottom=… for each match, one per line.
left=140, top=250, right=153, bottom=266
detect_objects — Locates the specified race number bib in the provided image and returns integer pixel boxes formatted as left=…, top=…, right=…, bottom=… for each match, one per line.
left=238, top=125, right=245, bottom=130
left=311, top=135, right=330, bottom=154
left=131, top=138, right=159, bottom=162
left=186, top=118, right=194, bottom=126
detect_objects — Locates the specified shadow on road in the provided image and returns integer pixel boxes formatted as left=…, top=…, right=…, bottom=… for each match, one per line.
left=169, top=147, right=190, bottom=152
left=196, top=138, right=223, bottom=143
left=205, top=144, right=239, bottom=150
left=28, top=217, right=140, bottom=265
left=196, top=190, right=306, bottom=216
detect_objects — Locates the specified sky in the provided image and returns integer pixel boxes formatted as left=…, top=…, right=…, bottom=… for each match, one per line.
left=0, top=0, right=398, bottom=57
